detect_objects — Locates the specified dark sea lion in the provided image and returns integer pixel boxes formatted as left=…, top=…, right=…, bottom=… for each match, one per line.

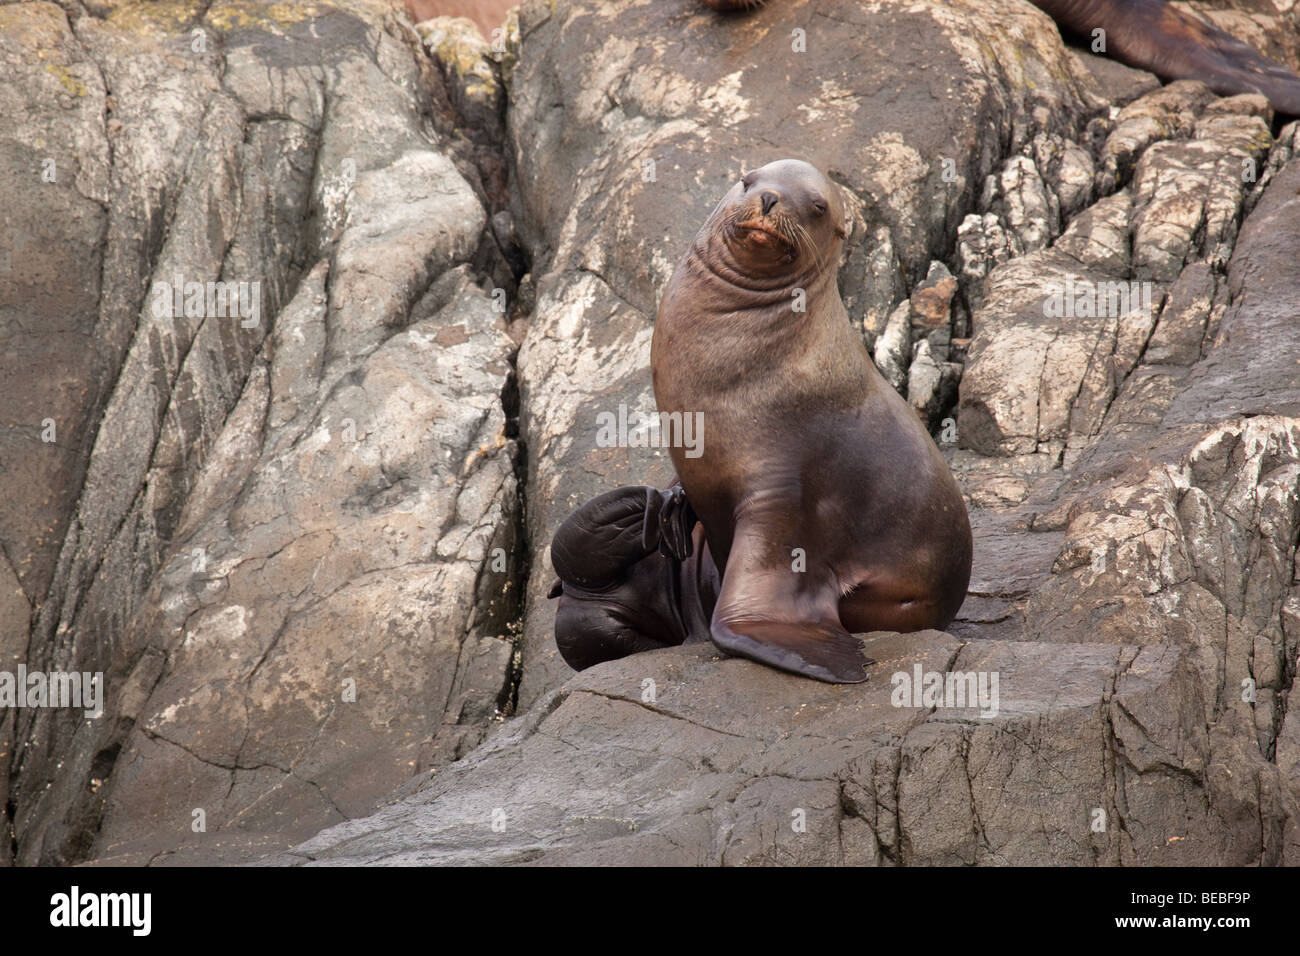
left=649, top=159, right=973, bottom=683
left=549, top=484, right=719, bottom=671
left=702, top=0, right=1300, bottom=116
left=1033, top=0, right=1300, bottom=115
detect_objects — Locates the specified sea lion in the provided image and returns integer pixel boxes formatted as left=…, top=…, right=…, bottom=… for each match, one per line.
left=643, top=158, right=972, bottom=683
left=702, top=0, right=1300, bottom=116
left=549, top=484, right=719, bottom=670
left=550, top=162, right=973, bottom=684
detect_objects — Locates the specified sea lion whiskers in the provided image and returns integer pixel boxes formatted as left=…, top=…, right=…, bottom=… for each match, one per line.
left=791, top=220, right=828, bottom=280
left=698, top=203, right=825, bottom=297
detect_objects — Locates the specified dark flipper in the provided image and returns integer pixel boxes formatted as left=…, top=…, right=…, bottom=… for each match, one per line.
left=708, top=519, right=872, bottom=684
left=711, top=617, right=872, bottom=684
left=549, top=484, right=705, bottom=672
left=550, top=484, right=694, bottom=592
left=555, top=600, right=681, bottom=671
left=644, top=483, right=696, bottom=561
left=1034, top=0, right=1300, bottom=115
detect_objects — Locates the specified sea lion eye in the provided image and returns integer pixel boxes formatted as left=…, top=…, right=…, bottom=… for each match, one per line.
left=812, top=198, right=828, bottom=216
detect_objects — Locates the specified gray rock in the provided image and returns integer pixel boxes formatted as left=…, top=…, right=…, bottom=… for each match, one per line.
left=1142, top=261, right=1219, bottom=367
left=1067, top=49, right=1160, bottom=107
left=290, top=596, right=1297, bottom=865
left=846, top=223, right=906, bottom=351
left=1098, top=80, right=1218, bottom=192
left=4, top=0, right=521, bottom=866
left=280, top=633, right=1201, bottom=866
left=288, top=6, right=1300, bottom=866
left=959, top=80, right=1273, bottom=462
left=907, top=339, right=961, bottom=430
left=7, top=0, right=1300, bottom=869
left=987, top=155, right=1057, bottom=254
left=1031, top=133, right=1095, bottom=222
left=956, top=212, right=1021, bottom=313
left=0, top=9, right=112, bottom=852
left=874, top=303, right=912, bottom=394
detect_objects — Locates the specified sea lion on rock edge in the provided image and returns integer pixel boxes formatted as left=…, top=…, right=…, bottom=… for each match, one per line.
left=650, top=159, right=972, bottom=683
left=549, top=484, right=718, bottom=670
left=702, top=0, right=1300, bottom=116
left=550, top=161, right=972, bottom=684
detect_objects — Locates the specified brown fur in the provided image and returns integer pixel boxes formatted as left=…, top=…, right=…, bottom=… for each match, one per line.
left=651, top=160, right=972, bottom=682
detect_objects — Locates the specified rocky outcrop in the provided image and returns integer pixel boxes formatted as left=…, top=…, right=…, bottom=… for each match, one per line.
left=958, top=85, right=1274, bottom=463
left=4, top=0, right=1299, bottom=866
left=279, top=633, right=1155, bottom=865
left=285, top=1, right=1300, bottom=865
left=284, top=622, right=1292, bottom=865
left=289, top=134, right=1300, bottom=864
left=2, top=0, right=523, bottom=865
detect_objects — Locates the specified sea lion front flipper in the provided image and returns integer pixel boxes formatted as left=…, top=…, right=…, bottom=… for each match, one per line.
left=708, top=522, right=872, bottom=684
left=711, top=617, right=872, bottom=684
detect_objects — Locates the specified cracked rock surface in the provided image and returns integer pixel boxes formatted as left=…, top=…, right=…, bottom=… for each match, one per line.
left=288, top=0, right=1299, bottom=865
left=4, top=0, right=1300, bottom=866
left=2, top=0, right=521, bottom=865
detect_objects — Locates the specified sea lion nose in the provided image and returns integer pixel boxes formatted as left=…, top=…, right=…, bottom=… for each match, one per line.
left=760, top=190, right=779, bottom=215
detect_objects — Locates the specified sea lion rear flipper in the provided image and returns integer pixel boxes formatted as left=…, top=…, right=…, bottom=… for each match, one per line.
left=1037, top=0, right=1300, bottom=115
left=1141, top=3, right=1300, bottom=114
left=648, top=484, right=697, bottom=562
left=708, top=522, right=872, bottom=684
left=551, top=485, right=689, bottom=589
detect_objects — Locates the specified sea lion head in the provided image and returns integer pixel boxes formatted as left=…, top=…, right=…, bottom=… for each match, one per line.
left=712, top=159, right=846, bottom=278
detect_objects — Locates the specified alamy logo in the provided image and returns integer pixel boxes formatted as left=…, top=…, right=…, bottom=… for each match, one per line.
left=49, top=886, right=151, bottom=936
left=150, top=275, right=261, bottom=327
left=1042, top=278, right=1153, bottom=319
left=594, top=403, right=704, bottom=459
left=0, top=667, right=102, bottom=718
left=890, top=664, right=999, bottom=718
